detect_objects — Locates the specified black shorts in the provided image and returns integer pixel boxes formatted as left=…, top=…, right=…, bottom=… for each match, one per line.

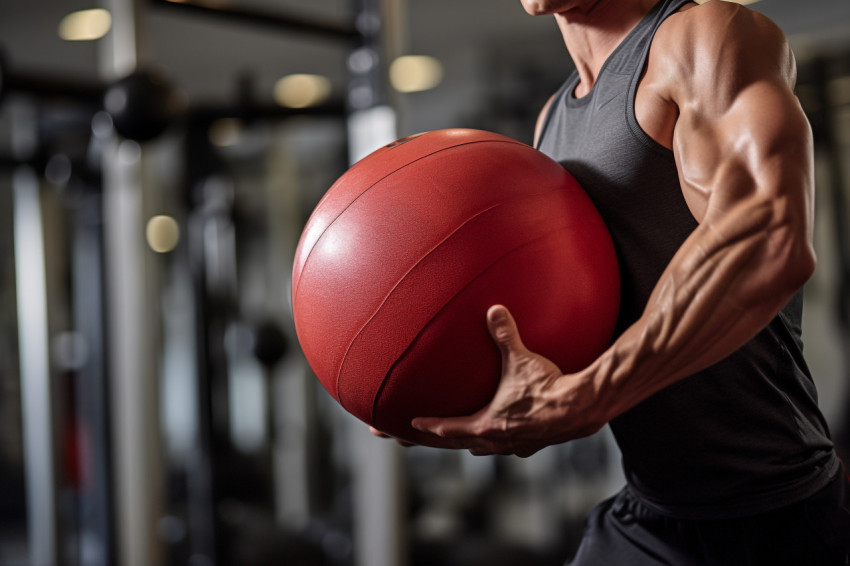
left=566, top=472, right=850, bottom=566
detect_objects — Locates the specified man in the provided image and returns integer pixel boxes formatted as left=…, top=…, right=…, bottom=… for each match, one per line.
left=379, top=0, right=850, bottom=563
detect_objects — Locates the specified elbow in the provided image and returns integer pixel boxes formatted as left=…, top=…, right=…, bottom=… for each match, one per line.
left=774, top=231, right=816, bottom=295
left=764, top=189, right=816, bottom=294
left=789, top=244, right=816, bottom=290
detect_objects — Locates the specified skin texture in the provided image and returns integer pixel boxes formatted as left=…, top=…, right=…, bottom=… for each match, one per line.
left=373, top=0, right=816, bottom=457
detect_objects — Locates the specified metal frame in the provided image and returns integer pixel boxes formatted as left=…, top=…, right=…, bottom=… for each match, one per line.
left=13, top=163, right=58, bottom=566
left=148, top=0, right=360, bottom=43
left=4, top=0, right=410, bottom=564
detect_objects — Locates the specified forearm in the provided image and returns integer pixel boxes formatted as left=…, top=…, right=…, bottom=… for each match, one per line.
left=579, top=198, right=815, bottom=422
left=408, top=188, right=815, bottom=455
left=573, top=37, right=818, bottom=423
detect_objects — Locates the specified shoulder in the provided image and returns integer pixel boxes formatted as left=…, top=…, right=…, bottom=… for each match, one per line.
left=658, top=0, right=789, bottom=55
left=650, top=0, right=796, bottom=105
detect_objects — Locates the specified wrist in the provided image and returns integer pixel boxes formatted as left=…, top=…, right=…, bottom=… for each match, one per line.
left=551, top=365, right=612, bottom=435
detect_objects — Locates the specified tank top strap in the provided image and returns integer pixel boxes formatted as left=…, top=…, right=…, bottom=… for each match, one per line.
left=535, top=0, right=693, bottom=149
left=606, top=0, right=693, bottom=75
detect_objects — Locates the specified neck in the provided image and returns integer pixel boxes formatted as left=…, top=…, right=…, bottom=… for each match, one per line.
left=555, top=0, right=659, bottom=96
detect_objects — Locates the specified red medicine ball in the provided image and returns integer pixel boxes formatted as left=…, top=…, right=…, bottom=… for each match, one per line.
left=291, top=129, right=619, bottom=446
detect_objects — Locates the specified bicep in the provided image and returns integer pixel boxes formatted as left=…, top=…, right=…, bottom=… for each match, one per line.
left=672, top=78, right=816, bottom=305
left=661, top=1, right=810, bottom=225
left=675, top=79, right=814, bottom=236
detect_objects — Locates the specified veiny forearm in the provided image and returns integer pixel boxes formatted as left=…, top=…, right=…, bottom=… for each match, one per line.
left=570, top=24, right=818, bottom=424
left=578, top=189, right=814, bottom=422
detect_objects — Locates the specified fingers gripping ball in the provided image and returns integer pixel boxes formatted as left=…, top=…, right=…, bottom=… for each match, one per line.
left=291, top=129, right=619, bottom=446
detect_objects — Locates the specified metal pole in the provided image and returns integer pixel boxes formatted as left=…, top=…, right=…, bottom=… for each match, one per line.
left=100, top=0, right=144, bottom=79
left=185, top=191, right=225, bottom=566
left=99, top=0, right=165, bottom=565
left=13, top=160, right=59, bottom=566
left=102, top=136, right=165, bottom=566
left=266, top=135, right=313, bottom=528
left=346, top=2, right=409, bottom=566
left=71, top=189, right=117, bottom=566
left=148, top=0, right=359, bottom=43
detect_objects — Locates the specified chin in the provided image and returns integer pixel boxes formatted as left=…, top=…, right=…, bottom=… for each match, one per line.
left=520, top=0, right=576, bottom=15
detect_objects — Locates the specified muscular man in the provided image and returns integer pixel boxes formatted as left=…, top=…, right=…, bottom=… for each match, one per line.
left=389, top=0, right=850, bottom=563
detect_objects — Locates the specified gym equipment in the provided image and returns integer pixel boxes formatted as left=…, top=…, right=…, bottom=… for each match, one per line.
left=0, top=54, right=171, bottom=143
left=252, top=320, right=289, bottom=369
left=149, top=0, right=359, bottom=43
left=0, top=2, right=386, bottom=565
left=292, top=129, right=620, bottom=445
left=103, top=70, right=175, bottom=142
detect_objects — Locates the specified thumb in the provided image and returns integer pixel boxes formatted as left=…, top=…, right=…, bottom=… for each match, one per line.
left=487, top=305, right=527, bottom=359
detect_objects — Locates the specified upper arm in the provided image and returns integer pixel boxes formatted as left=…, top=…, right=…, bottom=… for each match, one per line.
left=661, top=1, right=815, bottom=290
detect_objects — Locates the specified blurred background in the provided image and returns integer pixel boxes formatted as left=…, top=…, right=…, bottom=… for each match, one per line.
left=0, top=0, right=848, bottom=565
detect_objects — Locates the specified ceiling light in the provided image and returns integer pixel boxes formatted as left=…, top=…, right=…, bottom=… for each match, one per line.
left=58, top=8, right=112, bottom=41
left=274, top=74, right=332, bottom=109
left=389, top=55, right=443, bottom=94
left=146, top=215, right=180, bottom=254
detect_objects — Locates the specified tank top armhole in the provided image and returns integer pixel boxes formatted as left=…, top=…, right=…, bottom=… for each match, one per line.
left=535, top=76, right=576, bottom=150
left=625, top=0, right=693, bottom=156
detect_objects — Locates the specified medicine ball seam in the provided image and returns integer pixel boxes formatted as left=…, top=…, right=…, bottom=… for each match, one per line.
left=292, top=139, right=529, bottom=315
left=333, top=200, right=503, bottom=405
left=368, top=224, right=586, bottom=430
left=334, top=186, right=581, bottom=411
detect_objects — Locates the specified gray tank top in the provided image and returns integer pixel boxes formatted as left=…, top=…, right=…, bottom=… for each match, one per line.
left=537, top=0, right=838, bottom=519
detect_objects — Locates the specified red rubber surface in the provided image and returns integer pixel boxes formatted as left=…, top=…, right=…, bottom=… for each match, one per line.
left=292, top=129, right=620, bottom=445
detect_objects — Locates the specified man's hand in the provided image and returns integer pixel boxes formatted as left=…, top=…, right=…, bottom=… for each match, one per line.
left=409, top=305, right=606, bottom=457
